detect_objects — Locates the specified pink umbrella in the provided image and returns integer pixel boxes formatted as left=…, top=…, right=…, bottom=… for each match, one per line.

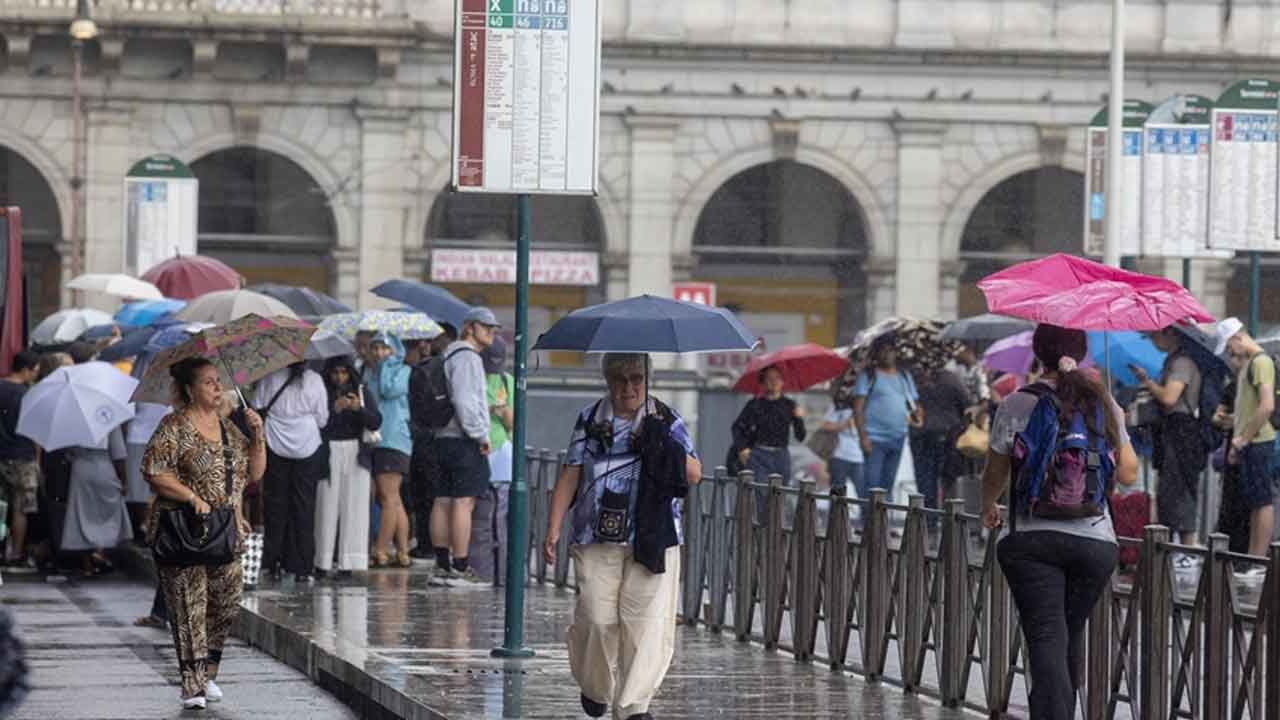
left=977, top=254, right=1214, bottom=331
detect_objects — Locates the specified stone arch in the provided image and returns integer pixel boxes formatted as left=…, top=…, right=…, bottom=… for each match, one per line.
left=0, top=137, right=69, bottom=323
left=673, top=145, right=891, bottom=260
left=178, top=132, right=356, bottom=252
left=940, top=150, right=1085, bottom=262
left=187, top=144, right=340, bottom=294
left=0, top=127, right=72, bottom=241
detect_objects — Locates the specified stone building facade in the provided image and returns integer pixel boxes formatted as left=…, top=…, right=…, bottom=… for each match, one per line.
left=2, top=0, right=1278, bottom=345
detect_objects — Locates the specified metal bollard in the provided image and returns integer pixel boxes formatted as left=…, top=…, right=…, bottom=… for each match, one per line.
left=733, top=470, right=757, bottom=642
left=1266, top=542, right=1280, bottom=720
left=985, top=530, right=1013, bottom=715
left=1139, top=525, right=1171, bottom=720
left=706, top=467, right=731, bottom=632
left=1205, top=533, right=1230, bottom=720
left=900, top=494, right=927, bottom=690
left=862, top=489, right=889, bottom=679
left=763, top=473, right=786, bottom=650
left=825, top=487, right=852, bottom=670
left=1085, top=562, right=1112, bottom=718
left=939, top=498, right=968, bottom=707
left=791, top=479, right=818, bottom=662
left=681, top=477, right=706, bottom=625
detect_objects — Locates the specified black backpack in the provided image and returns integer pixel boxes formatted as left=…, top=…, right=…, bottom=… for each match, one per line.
left=409, top=347, right=478, bottom=436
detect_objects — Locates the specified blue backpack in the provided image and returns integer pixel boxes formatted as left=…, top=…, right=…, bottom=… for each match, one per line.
left=1010, top=383, right=1115, bottom=525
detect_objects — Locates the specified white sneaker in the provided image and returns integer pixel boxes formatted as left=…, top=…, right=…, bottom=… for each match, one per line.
left=1174, top=555, right=1202, bottom=572
left=205, top=680, right=223, bottom=703
left=181, top=695, right=207, bottom=710
left=1235, top=566, right=1268, bottom=582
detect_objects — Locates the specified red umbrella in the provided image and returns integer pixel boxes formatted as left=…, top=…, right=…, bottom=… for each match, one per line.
left=732, top=343, right=849, bottom=395
left=977, top=253, right=1214, bottom=331
left=141, top=254, right=244, bottom=301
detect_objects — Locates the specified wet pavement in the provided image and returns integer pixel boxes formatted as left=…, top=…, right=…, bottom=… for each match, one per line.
left=239, top=567, right=972, bottom=719
left=1, top=576, right=355, bottom=720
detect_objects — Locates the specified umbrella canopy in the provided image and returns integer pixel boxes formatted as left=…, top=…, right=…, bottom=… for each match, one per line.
left=78, top=323, right=125, bottom=342
left=304, top=329, right=356, bottom=360
left=66, top=273, right=164, bottom=301
left=977, top=253, right=1215, bottom=331
left=941, top=313, right=1034, bottom=343
left=318, top=310, right=443, bottom=341
left=1087, top=331, right=1165, bottom=387
left=248, top=283, right=351, bottom=317
left=1174, top=323, right=1232, bottom=377
left=850, top=317, right=960, bottom=371
left=17, top=361, right=138, bottom=450
left=983, top=330, right=1035, bottom=376
left=732, top=343, right=849, bottom=395
left=532, top=295, right=757, bottom=354
left=115, top=298, right=186, bottom=327
left=132, top=314, right=316, bottom=403
left=370, top=279, right=470, bottom=328
left=141, top=254, right=244, bottom=301
left=31, top=308, right=114, bottom=345
left=174, top=289, right=298, bottom=324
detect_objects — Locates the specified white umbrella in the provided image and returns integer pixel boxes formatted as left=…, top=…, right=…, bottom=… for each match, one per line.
left=31, top=308, right=115, bottom=345
left=17, top=361, right=138, bottom=450
left=66, top=273, right=164, bottom=301
left=305, top=329, right=356, bottom=360
left=174, top=289, right=298, bottom=324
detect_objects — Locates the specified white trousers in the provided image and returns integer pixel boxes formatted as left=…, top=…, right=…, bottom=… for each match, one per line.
left=314, top=439, right=370, bottom=572
left=568, top=544, right=680, bottom=720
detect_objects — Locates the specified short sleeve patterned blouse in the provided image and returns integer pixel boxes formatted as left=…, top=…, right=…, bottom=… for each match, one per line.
left=141, top=413, right=251, bottom=540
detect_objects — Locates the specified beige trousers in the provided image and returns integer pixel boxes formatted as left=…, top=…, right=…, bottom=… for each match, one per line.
left=568, top=544, right=680, bottom=720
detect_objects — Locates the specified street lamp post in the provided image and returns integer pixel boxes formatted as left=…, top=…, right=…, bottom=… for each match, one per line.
left=68, top=0, right=97, bottom=300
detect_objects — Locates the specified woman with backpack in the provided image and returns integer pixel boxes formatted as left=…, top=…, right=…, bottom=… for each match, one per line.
left=979, top=324, right=1138, bottom=720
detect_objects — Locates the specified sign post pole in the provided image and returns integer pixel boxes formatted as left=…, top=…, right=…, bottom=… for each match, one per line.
left=1250, top=252, right=1262, bottom=335
left=1182, top=258, right=1192, bottom=289
left=496, top=193, right=535, bottom=658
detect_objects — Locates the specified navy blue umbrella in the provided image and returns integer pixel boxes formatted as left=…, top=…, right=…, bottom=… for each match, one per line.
left=96, top=319, right=185, bottom=363
left=249, top=283, right=351, bottom=317
left=532, top=295, right=757, bottom=354
left=371, top=279, right=470, bottom=328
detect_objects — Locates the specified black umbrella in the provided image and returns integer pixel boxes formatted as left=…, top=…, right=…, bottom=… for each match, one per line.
left=941, top=313, right=1033, bottom=343
left=248, top=283, right=350, bottom=317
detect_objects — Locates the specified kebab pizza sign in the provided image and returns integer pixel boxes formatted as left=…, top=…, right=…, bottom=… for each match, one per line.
left=431, top=249, right=599, bottom=286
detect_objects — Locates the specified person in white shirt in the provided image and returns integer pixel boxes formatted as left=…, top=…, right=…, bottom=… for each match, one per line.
left=255, top=362, right=329, bottom=582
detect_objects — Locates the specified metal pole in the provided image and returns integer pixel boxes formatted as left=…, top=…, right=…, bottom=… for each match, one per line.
left=1103, top=0, right=1125, bottom=268
left=1249, top=251, right=1261, bottom=336
left=70, top=38, right=84, bottom=303
left=494, top=193, right=534, bottom=659
left=1182, top=257, right=1192, bottom=289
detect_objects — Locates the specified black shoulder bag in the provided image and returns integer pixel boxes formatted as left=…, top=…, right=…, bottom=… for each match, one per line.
left=152, top=421, right=238, bottom=567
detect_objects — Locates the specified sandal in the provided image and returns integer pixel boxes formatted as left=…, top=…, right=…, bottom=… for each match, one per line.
left=370, top=551, right=389, bottom=568
left=395, top=551, right=412, bottom=568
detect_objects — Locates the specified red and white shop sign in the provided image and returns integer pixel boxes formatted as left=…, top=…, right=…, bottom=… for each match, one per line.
left=672, top=282, right=716, bottom=307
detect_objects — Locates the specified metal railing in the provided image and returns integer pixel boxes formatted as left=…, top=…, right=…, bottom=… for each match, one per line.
left=522, top=449, right=1280, bottom=719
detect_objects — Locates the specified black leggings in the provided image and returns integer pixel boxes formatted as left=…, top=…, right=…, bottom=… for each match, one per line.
left=998, top=531, right=1117, bottom=720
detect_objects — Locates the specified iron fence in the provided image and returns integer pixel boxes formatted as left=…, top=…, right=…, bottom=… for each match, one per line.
left=523, top=449, right=1280, bottom=719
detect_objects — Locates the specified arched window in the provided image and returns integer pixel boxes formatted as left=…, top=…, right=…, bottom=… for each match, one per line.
left=0, top=146, right=63, bottom=322
left=693, top=160, right=869, bottom=346
left=958, top=167, right=1084, bottom=317
left=191, top=146, right=337, bottom=292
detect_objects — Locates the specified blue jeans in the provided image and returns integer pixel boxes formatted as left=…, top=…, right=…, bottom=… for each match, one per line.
left=860, top=438, right=905, bottom=500
left=827, top=457, right=863, bottom=497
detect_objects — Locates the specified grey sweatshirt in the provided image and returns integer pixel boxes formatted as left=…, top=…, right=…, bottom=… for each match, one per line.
left=439, top=340, right=490, bottom=443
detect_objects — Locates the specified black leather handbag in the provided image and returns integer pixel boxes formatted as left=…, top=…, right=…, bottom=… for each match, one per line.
left=152, top=421, right=238, bottom=567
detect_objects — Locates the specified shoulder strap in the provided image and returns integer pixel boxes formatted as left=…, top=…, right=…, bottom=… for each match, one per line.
left=261, top=373, right=296, bottom=417
left=220, top=420, right=233, bottom=497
